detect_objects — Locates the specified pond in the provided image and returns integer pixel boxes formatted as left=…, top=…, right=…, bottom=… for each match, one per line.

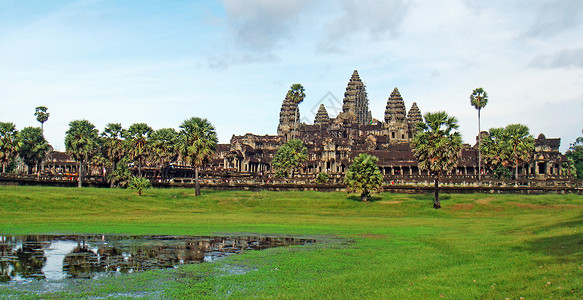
left=0, top=235, right=315, bottom=283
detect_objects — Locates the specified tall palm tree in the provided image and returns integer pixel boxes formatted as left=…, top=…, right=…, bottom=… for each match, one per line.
left=101, top=123, right=125, bottom=187
left=0, top=122, right=20, bottom=173
left=34, top=106, right=50, bottom=136
left=412, top=111, right=462, bottom=209
left=178, top=117, right=217, bottom=196
left=125, top=123, right=153, bottom=177
left=18, top=127, right=49, bottom=174
left=150, top=128, right=178, bottom=182
left=470, top=88, right=488, bottom=180
left=65, top=120, right=100, bottom=187
left=480, top=127, right=509, bottom=172
left=504, top=124, right=534, bottom=180
left=290, top=84, right=305, bottom=139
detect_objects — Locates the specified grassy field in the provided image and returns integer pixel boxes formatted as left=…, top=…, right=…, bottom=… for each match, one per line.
left=0, top=186, right=582, bottom=299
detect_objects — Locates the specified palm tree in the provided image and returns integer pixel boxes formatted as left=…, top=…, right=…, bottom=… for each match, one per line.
left=272, top=139, right=307, bottom=179
left=480, top=127, right=509, bottom=172
left=470, top=88, right=488, bottom=180
left=290, top=84, right=305, bottom=139
left=125, top=123, right=153, bottom=177
left=150, top=128, right=178, bottom=182
left=101, top=123, right=125, bottom=187
left=178, top=117, right=217, bottom=196
left=18, top=127, right=50, bottom=175
left=504, top=124, right=534, bottom=180
left=34, top=106, right=50, bottom=136
left=65, top=120, right=100, bottom=187
left=412, top=111, right=462, bottom=209
left=0, top=122, right=20, bottom=173
left=344, top=153, right=383, bottom=202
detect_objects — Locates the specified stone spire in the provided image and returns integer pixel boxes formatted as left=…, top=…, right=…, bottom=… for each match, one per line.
left=314, top=104, right=330, bottom=126
left=384, top=88, right=407, bottom=123
left=277, top=91, right=299, bottom=136
left=407, top=102, right=423, bottom=124
left=341, top=70, right=372, bottom=125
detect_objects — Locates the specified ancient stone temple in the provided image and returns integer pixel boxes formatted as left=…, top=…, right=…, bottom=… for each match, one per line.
left=211, top=70, right=570, bottom=182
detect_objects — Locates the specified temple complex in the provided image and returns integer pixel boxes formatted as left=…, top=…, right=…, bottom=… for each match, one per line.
left=216, top=70, right=570, bottom=181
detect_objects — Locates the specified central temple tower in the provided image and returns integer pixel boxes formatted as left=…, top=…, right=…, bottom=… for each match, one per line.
left=341, top=70, right=372, bottom=125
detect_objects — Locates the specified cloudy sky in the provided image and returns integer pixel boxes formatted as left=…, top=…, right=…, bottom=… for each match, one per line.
left=1, top=0, right=582, bottom=151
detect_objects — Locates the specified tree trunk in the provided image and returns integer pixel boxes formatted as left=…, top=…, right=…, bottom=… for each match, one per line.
left=433, top=177, right=441, bottom=209
left=478, top=108, right=481, bottom=181
left=109, top=161, right=116, bottom=188
left=164, top=164, right=170, bottom=183
left=361, top=190, right=369, bottom=202
left=195, top=167, right=201, bottom=196
left=78, top=161, right=83, bottom=188
left=2, top=164, right=5, bottom=173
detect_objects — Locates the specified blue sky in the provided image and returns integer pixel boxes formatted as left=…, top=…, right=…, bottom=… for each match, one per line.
left=1, top=0, right=582, bottom=152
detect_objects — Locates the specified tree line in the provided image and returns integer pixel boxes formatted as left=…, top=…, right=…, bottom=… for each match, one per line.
left=0, top=110, right=217, bottom=196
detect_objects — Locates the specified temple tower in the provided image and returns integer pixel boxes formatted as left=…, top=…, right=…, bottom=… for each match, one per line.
left=407, top=102, right=423, bottom=134
left=314, top=104, right=331, bottom=126
left=341, top=70, right=372, bottom=125
left=384, top=88, right=410, bottom=142
left=277, top=91, right=300, bottom=139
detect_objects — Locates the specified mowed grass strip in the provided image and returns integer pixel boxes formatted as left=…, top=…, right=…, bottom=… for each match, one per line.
left=0, top=186, right=582, bottom=299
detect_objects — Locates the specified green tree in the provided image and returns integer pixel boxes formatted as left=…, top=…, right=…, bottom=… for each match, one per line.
left=565, top=133, right=583, bottom=179
left=101, top=123, right=125, bottom=187
left=0, top=122, right=20, bottom=173
left=178, top=117, right=218, bottom=196
left=344, top=153, right=383, bottom=202
left=65, top=120, right=100, bottom=187
left=34, top=106, right=50, bottom=136
left=316, top=172, right=330, bottom=184
left=289, top=84, right=305, bottom=139
left=481, top=124, right=534, bottom=180
left=125, top=123, right=153, bottom=177
left=412, top=111, right=462, bottom=209
left=108, top=157, right=132, bottom=188
left=18, top=127, right=50, bottom=174
left=504, top=124, right=534, bottom=180
left=150, top=128, right=178, bottom=182
left=272, top=139, right=307, bottom=178
left=480, top=127, right=508, bottom=172
left=128, top=175, right=151, bottom=196
left=470, top=88, right=488, bottom=180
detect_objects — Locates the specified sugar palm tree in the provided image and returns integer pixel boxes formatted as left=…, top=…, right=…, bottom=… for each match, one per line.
left=470, top=88, right=488, bottom=180
left=0, top=122, right=20, bottom=173
left=412, top=111, right=462, bottom=209
left=178, top=117, right=217, bottom=196
left=504, top=124, right=534, bottom=180
left=18, top=127, right=49, bottom=174
left=272, top=139, right=307, bottom=178
left=101, top=123, right=125, bottom=187
left=344, top=153, right=383, bottom=202
left=65, top=120, right=100, bottom=187
left=125, top=123, right=153, bottom=177
left=34, top=106, right=50, bottom=136
left=150, top=128, right=178, bottom=182
left=290, top=84, right=305, bottom=139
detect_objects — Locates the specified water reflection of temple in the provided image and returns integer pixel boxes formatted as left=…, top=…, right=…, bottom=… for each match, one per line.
left=0, top=235, right=313, bottom=281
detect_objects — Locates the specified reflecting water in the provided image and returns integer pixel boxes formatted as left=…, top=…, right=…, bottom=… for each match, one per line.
left=0, top=235, right=314, bottom=282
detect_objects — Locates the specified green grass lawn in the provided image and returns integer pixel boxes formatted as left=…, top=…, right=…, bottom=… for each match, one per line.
left=0, top=186, right=582, bottom=299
